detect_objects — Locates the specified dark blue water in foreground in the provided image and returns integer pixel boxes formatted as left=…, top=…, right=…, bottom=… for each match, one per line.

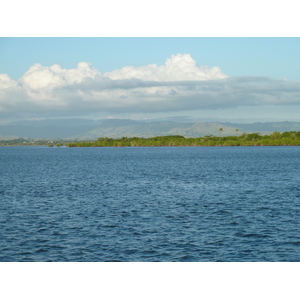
left=1, top=146, right=299, bottom=261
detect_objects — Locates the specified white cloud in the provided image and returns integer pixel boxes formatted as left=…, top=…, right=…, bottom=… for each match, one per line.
left=0, top=74, right=18, bottom=89
left=104, top=54, right=228, bottom=81
left=20, top=62, right=102, bottom=90
left=1, top=54, right=300, bottom=121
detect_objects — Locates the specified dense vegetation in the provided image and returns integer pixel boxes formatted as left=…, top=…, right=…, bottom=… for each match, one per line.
left=67, top=131, right=300, bottom=147
left=0, top=138, right=70, bottom=146
left=2, top=131, right=300, bottom=147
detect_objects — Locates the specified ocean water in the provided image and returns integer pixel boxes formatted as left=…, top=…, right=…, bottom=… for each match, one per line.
left=0, top=146, right=299, bottom=262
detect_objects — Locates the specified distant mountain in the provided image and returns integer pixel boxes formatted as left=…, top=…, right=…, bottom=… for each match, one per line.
left=79, top=120, right=242, bottom=139
left=80, top=119, right=195, bottom=139
left=1, top=119, right=300, bottom=140
left=0, top=119, right=103, bottom=139
left=223, top=121, right=300, bottom=134
left=10, top=118, right=102, bottom=127
left=0, top=124, right=98, bottom=139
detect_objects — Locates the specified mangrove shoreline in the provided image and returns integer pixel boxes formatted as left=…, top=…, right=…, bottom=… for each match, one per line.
left=67, top=131, right=300, bottom=147
left=2, top=131, right=300, bottom=147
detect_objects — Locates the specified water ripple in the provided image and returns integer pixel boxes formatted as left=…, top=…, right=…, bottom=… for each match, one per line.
left=0, top=146, right=300, bottom=261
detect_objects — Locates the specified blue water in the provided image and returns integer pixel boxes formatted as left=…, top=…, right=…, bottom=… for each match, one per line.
left=0, top=146, right=299, bottom=261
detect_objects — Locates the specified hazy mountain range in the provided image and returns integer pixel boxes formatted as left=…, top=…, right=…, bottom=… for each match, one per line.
left=1, top=119, right=300, bottom=140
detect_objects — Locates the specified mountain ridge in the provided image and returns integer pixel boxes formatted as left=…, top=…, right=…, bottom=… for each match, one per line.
left=1, top=119, right=300, bottom=140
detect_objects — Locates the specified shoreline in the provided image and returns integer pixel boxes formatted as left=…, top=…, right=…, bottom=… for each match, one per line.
left=2, top=131, right=300, bottom=147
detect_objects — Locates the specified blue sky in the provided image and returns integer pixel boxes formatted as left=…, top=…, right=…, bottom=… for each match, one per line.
left=1, top=37, right=300, bottom=124
left=1, top=37, right=300, bottom=81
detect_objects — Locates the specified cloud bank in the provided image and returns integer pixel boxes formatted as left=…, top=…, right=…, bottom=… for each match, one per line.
left=1, top=54, right=300, bottom=120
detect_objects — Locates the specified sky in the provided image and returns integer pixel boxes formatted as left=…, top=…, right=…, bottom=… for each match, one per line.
left=1, top=37, right=300, bottom=124
left=1, top=0, right=300, bottom=125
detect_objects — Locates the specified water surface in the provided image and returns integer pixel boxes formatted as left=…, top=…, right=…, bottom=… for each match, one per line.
left=1, top=146, right=299, bottom=261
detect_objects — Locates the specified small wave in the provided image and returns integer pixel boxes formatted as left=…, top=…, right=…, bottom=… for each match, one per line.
left=35, top=248, right=48, bottom=253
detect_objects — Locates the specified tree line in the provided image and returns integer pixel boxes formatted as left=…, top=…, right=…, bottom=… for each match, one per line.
left=67, top=131, right=300, bottom=147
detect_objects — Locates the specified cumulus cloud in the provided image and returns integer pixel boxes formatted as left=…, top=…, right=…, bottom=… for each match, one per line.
left=104, top=54, right=227, bottom=81
left=0, top=74, right=18, bottom=89
left=1, top=54, right=300, bottom=120
left=20, top=62, right=102, bottom=90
